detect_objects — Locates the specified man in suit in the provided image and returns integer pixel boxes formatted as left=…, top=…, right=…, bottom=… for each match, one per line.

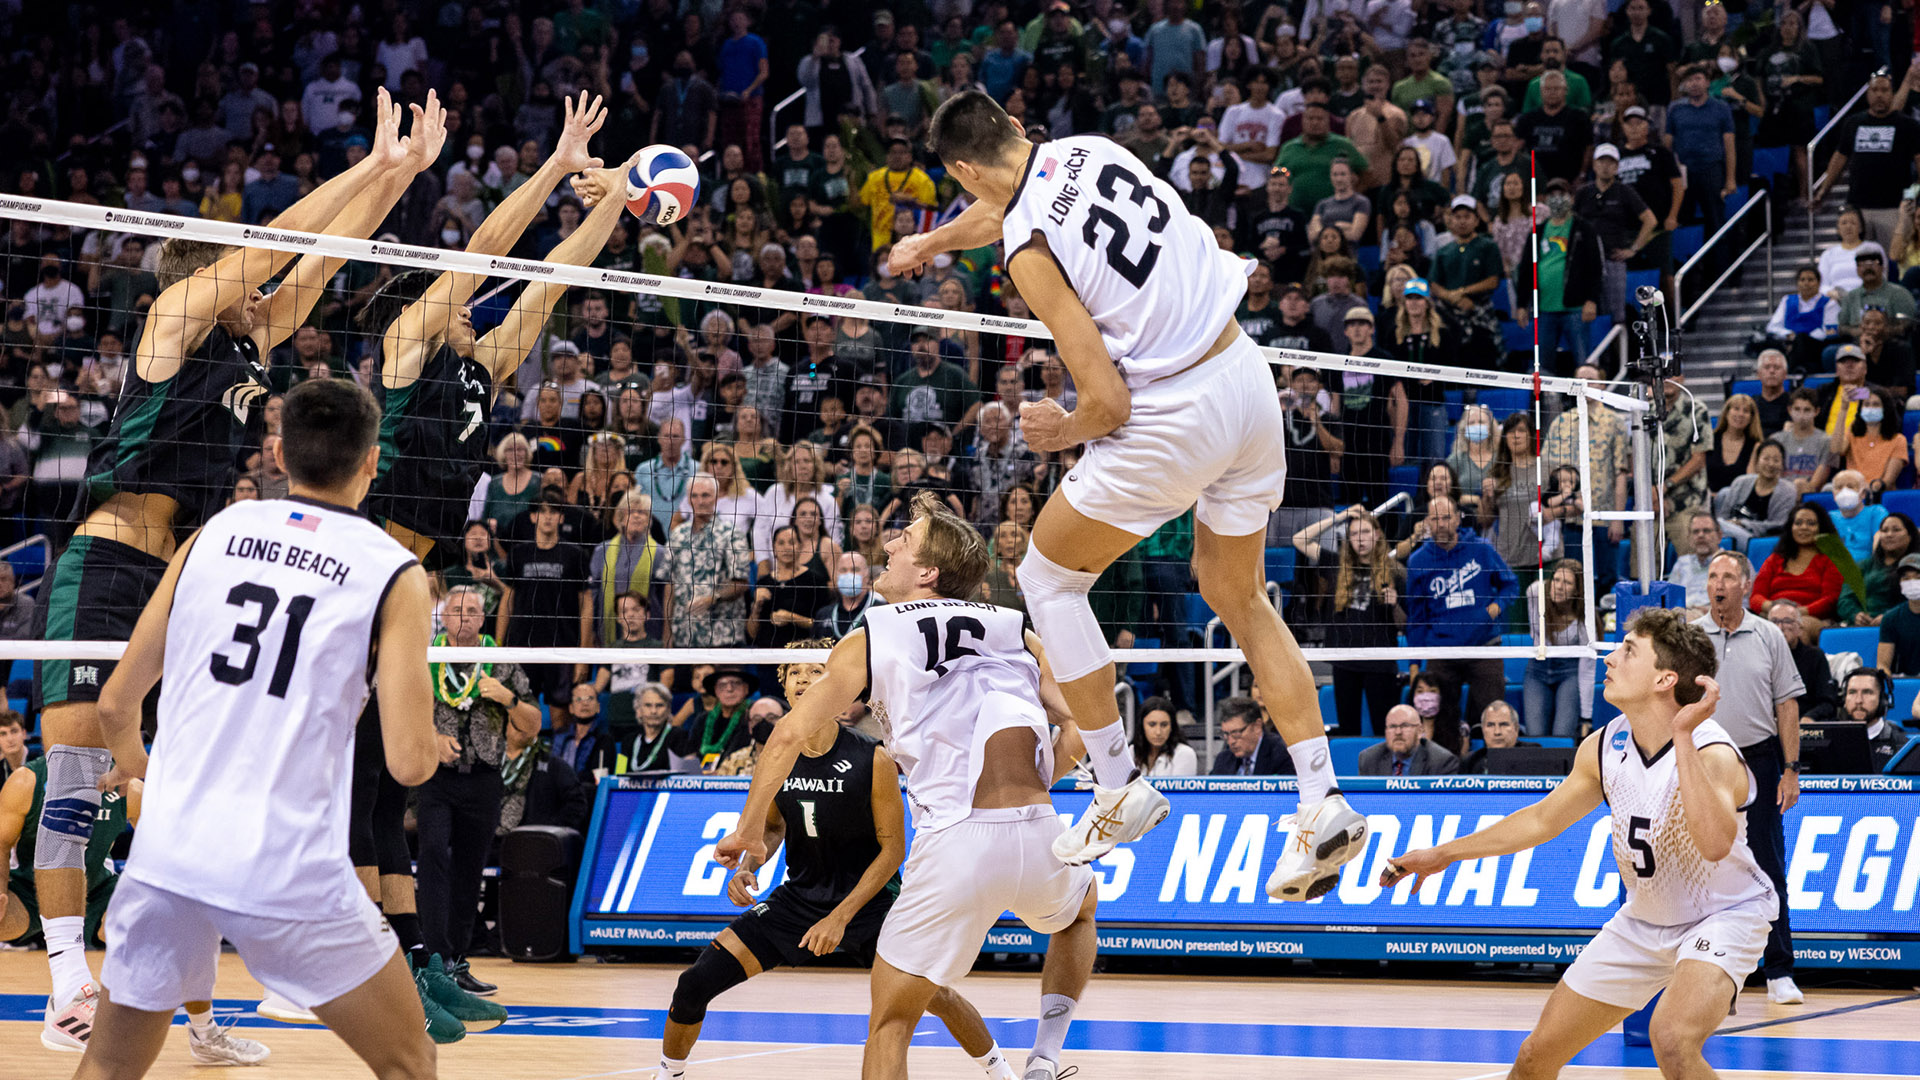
left=1359, top=704, right=1461, bottom=776
left=1462, top=701, right=1538, bottom=774
left=1209, top=696, right=1292, bottom=776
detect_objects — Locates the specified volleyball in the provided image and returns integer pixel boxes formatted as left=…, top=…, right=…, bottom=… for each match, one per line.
left=625, top=145, right=700, bottom=225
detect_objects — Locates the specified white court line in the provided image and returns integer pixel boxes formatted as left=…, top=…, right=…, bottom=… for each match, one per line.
left=1450, top=1071, right=1508, bottom=1080
left=551, top=1042, right=832, bottom=1080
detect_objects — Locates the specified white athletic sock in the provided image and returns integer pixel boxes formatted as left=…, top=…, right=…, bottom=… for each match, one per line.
left=1029, top=994, right=1077, bottom=1065
left=1287, top=736, right=1336, bottom=807
left=186, top=1005, right=217, bottom=1036
left=1080, top=722, right=1133, bottom=789
left=44, top=916, right=91, bottom=1007
left=974, top=1043, right=1018, bottom=1080
left=659, top=1052, right=687, bottom=1078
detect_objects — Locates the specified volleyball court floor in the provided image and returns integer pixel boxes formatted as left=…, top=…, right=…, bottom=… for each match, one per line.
left=1, top=952, right=1915, bottom=1078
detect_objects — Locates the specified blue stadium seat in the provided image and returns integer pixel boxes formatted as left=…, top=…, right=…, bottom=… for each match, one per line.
left=1589, top=314, right=1613, bottom=343
left=1329, top=736, right=1372, bottom=776
left=1366, top=294, right=1381, bottom=313
left=1626, top=270, right=1661, bottom=300
left=1803, top=491, right=1837, bottom=513
left=1894, top=679, right=1920, bottom=723
left=1803, top=375, right=1835, bottom=391
left=1445, top=388, right=1466, bottom=423
left=1388, top=464, right=1420, bottom=501
left=1821, top=626, right=1879, bottom=660
left=1753, top=147, right=1790, bottom=182
left=1904, top=410, right=1920, bottom=444
left=1356, top=245, right=1381, bottom=274
left=1535, top=737, right=1576, bottom=748
left=1748, top=536, right=1778, bottom=566
left=1318, top=683, right=1337, bottom=730
left=1729, top=379, right=1762, bottom=399
left=1672, top=226, right=1704, bottom=259
left=1814, top=105, right=1831, bottom=129
left=1477, top=387, right=1534, bottom=418
left=1265, top=546, right=1296, bottom=587
left=1502, top=321, right=1534, bottom=354
left=1723, top=187, right=1749, bottom=220
left=1501, top=633, right=1532, bottom=685
left=7, top=545, right=44, bottom=585
left=1882, top=490, right=1920, bottom=520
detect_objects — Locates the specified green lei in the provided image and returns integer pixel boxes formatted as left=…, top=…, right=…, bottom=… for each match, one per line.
left=432, top=633, right=497, bottom=710
left=700, top=702, right=749, bottom=760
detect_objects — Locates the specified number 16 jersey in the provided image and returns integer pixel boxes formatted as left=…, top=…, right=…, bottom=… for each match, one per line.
left=999, top=135, right=1254, bottom=389
left=126, top=497, right=418, bottom=920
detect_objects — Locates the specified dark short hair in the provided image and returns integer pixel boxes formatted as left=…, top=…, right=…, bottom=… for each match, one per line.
left=155, top=239, right=235, bottom=290
left=354, top=268, right=437, bottom=334
left=278, top=379, right=382, bottom=489
left=1218, top=696, right=1264, bottom=730
left=929, top=90, right=1022, bottom=168
left=0, top=708, right=22, bottom=730
left=1625, top=607, right=1717, bottom=706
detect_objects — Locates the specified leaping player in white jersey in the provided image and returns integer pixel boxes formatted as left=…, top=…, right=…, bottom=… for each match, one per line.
left=717, top=492, right=1098, bottom=1080
left=891, top=90, right=1362, bottom=899
left=75, top=379, right=442, bottom=1080
left=1387, top=606, right=1778, bottom=1079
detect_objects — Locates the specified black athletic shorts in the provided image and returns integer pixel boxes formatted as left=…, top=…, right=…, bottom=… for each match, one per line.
left=39, top=536, right=169, bottom=707
left=728, top=885, right=895, bottom=970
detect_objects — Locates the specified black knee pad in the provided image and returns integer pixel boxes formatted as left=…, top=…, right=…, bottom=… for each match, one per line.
left=668, top=944, right=749, bottom=1025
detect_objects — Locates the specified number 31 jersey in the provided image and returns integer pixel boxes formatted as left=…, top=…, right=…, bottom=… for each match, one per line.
left=999, top=135, right=1254, bottom=389
left=1596, top=716, right=1776, bottom=927
left=127, top=497, right=418, bottom=919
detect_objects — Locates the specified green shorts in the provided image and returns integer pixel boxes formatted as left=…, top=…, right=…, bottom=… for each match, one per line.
left=5, top=874, right=116, bottom=948
left=38, top=535, right=169, bottom=708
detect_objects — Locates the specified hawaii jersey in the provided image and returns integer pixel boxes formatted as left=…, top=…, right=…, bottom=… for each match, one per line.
left=862, top=598, right=1050, bottom=833
left=368, top=345, right=495, bottom=568
left=773, top=727, right=896, bottom=911
left=125, top=497, right=417, bottom=919
left=1597, top=716, right=1777, bottom=927
left=86, top=324, right=271, bottom=529
left=999, top=135, right=1253, bottom=389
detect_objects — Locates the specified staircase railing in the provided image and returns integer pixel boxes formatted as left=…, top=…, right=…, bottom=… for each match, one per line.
left=1676, top=190, right=1772, bottom=323
left=1806, top=81, right=1875, bottom=261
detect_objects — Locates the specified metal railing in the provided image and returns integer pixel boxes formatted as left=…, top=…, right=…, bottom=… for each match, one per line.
left=1675, top=190, right=1772, bottom=322
left=768, top=46, right=864, bottom=160
left=0, top=533, right=51, bottom=597
left=1806, top=81, right=1875, bottom=261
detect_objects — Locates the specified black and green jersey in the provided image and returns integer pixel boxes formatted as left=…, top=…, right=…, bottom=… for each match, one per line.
left=366, top=345, right=495, bottom=569
left=8, top=757, right=128, bottom=897
left=85, top=324, right=270, bottom=530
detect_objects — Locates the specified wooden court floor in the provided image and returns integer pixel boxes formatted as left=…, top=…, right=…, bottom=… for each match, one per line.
left=2, top=951, right=1916, bottom=1079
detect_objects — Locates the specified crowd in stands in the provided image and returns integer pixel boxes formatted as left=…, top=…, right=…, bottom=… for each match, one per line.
left=0, top=0, right=1913, bottom=780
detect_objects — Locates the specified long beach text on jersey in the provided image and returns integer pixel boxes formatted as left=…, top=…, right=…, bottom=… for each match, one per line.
left=999, top=135, right=1252, bottom=389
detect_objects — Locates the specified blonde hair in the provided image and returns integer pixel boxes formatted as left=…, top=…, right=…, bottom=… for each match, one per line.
left=699, top=441, right=752, bottom=499
left=1718, top=393, right=1763, bottom=443
left=779, top=441, right=829, bottom=496
left=493, top=432, right=532, bottom=467
left=155, top=239, right=234, bottom=290
left=1395, top=287, right=1443, bottom=347
left=910, top=490, right=989, bottom=600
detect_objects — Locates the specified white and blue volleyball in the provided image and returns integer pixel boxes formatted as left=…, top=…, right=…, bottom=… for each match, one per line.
left=626, top=146, right=700, bottom=225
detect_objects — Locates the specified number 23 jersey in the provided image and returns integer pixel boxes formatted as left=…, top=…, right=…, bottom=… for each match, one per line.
left=1596, top=716, right=1777, bottom=927
left=999, top=135, right=1253, bottom=389
left=127, top=497, right=418, bottom=919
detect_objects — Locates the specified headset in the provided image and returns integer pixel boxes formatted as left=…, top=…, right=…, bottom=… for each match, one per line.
left=1846, top=666, right=1894, bottom=720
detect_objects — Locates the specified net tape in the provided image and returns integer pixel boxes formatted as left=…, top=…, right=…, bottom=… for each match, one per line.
left=0, top=195, right=1648, bottom=410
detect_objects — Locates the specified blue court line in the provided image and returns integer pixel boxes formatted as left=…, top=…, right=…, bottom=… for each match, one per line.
left=4, top=994, right=1916, bottom=1075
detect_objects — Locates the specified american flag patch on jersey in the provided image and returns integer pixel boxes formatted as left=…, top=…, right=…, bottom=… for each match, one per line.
left=1036, top=156, right=1057, bottom=180
left=287, top=511, right=321, bottom=532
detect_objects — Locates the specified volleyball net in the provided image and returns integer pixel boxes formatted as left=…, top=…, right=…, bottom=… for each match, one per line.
left=0, top=195, right=1646, bottom=705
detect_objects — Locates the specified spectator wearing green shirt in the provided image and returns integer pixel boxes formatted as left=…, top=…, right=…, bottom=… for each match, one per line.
left=1521, top=39, right=1593, bottom=113
left=1389, top=40, right=1456, bottom=134
left=1431, top=196, right=1505, bottom=314
left=890, top=329, right=978, bottom=441
left=1532, top=179, right=1605, bottom=374
left=1275, top=103, right=1370, bottom=212
left=1138, top=510, right=1195, bottom=707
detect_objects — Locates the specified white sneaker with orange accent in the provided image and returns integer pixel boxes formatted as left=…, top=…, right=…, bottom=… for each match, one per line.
left=1051, top=777, right=1171, bottom=866
left=42, top=983, right=98, bottom=1052
left=1265, top=794, right=1369, bottom=901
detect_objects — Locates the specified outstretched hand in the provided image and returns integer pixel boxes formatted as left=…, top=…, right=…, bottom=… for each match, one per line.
left=572, top=152, right=640, bottom=209
left=1672, top=675, right=1720, bottom=736
left=1380, top=845, right=1451, bottom=895
left=552, top=91, right=608, bottom=174
left=403, top=90, right=449, bottom=173
left=369, top=87, right=409, bottom=171
left=888, top=233, right=939, bottom=277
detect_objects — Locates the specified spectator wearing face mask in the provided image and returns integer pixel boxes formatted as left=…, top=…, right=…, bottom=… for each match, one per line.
left=1825, top=469, right=1889, bottom=566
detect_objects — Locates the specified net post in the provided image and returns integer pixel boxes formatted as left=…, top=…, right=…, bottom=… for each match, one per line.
left=1630, top=381, right=1659, bottom=591
left=1575, top=386, right=1599, bottom=647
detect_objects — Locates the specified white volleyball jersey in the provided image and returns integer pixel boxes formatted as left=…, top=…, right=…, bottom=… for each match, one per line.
left=862, top=598, right=1051, bottom=833
left=1596, top=716, right=1777, bottom=927
left=999, top=135, right=1254, bottom=389
left=126, top=497, right=418, bottom=919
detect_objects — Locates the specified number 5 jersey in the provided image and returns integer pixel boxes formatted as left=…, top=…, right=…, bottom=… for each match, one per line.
left=126, top=496, right=418, bottom=919
left=1596, top=716, right=1777, bottom=927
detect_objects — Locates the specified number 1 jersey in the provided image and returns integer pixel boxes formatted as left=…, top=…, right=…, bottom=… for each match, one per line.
left=999, top=135, right=1254, bottom=389
left=127, top=497, right=418, bottom=919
